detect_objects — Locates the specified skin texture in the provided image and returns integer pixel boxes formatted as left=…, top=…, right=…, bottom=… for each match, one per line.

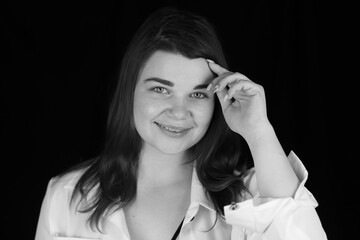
left=133, top=50, right=215, bottom=156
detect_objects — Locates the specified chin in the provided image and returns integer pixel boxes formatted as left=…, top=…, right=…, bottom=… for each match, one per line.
left=157, top=135, right=206, bottom=155
left=154, top=143, right=193, bottom=155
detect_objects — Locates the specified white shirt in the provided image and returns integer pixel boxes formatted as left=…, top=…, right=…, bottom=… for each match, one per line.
left=35, top=151, right=327, bottom=240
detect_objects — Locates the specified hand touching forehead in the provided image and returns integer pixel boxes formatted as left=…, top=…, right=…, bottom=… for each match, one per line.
left=138, top=50, right=213, bottom=91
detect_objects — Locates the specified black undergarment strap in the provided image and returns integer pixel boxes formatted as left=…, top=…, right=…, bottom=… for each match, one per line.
left=171, top=217, right=184, bottom=240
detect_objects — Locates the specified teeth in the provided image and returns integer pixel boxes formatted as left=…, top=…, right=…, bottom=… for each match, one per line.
left=163, top=125, right=182, bottom=133
left=157, top=123, right=187, bottom=133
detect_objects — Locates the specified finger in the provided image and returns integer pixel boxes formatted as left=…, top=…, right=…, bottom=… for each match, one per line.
left=225, top=80, right=263, bottom=101
left=215, top=72, right=251, bottom=93
left=206, top=59, right=229, bottom=76
left=207, top=72, right=234, bottom=92
left=215, top=86, right=231, bottom=110
left=206, top=59, right=238, bottom=92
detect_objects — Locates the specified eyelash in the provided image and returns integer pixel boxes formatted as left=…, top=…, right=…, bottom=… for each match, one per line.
left=191, top=92, right=207, bottom=99
left=151, top=87, right=208, bottom=99
left=153, top=87, right=169, bottom=94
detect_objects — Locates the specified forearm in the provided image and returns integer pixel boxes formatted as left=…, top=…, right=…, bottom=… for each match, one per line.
left=246, top=123, right=300, bottom=198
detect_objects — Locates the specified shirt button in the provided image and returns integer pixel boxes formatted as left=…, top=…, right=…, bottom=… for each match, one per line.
left=229, top=202, right=238, bottom=210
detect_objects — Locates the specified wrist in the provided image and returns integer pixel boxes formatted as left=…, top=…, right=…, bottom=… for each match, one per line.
left=244, top=121, right=275, bottom=147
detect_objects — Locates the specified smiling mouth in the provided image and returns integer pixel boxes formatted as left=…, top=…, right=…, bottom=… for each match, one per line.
left=154, top=122, right=192, bottom=133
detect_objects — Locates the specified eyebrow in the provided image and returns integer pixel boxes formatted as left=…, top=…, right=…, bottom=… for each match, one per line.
left=144, top=77, right=209, bottom=90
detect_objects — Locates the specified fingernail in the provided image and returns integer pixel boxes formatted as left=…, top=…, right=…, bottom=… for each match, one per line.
left=206, top=59, right=215, bottom=64
left=213, top=85, right=219, bottom=93
left=206, top=83, right=213, bottom=91
left=224, top=94, right=228, bottom=101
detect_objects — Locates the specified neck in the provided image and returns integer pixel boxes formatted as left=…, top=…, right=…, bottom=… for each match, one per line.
left=137, top=143, right=194, bottom=192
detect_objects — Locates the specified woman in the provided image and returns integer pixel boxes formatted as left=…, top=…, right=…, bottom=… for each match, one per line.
left=35, top=7, right=327, bottom=240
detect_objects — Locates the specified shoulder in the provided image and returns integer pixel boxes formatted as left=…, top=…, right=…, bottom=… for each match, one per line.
left=47, top=158, right=97, bottom=195
left=50, top=168, right=85, bottom=190
left=39, top=167, right=101, bottom=236
left=45, top=168, right=86, bottom=205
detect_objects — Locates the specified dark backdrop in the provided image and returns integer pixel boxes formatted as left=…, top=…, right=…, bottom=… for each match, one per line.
left=2, top=0, right=353, bottom=239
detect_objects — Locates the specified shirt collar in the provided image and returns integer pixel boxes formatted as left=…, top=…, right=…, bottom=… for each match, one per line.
left=190, top=162, right=216, bottom=212
left=106, top=162, right=217, bottom=226
left=106, top=162, right=217, bottom=234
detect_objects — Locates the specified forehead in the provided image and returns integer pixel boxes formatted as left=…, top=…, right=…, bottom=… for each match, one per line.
left=139, top=50, right=213, bottom=85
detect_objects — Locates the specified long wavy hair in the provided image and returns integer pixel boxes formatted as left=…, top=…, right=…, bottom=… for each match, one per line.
left=70, top=6, right=251, bottom=230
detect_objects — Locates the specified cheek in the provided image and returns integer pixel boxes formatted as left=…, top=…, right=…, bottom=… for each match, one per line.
left=133, top=89, right=149, bottom=129
left=194, top=100, right=215, bottom=128
left=134, top=95, right=156, bottom=122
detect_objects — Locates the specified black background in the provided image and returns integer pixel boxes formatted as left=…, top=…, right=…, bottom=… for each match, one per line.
left=2, top=0, right=356, bottom=239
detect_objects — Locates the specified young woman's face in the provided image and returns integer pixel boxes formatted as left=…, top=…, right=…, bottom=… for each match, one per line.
left=133, top=50, right=215, bottom=155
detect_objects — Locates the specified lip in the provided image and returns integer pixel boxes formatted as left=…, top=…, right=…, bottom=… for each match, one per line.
left=154, top=122, right=193, bottom=136
left=155, top=122, right=192, bottom=131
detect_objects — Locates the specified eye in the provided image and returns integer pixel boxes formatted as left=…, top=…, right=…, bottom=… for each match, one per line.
left=152, top=87, right=169, bottom=94
left=191, top=92, right=207, bottom=99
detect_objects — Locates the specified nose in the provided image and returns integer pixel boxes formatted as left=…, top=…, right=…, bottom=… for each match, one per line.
left=166, top=97, right=191, bottom=120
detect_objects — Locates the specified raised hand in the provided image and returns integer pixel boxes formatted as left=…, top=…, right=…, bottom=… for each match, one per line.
left=206, top=59, right=270, bottom=142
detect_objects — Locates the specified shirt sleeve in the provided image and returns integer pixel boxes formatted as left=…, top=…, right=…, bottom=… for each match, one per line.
left=224, top=151, right=327, bottom=240
left=35, top=178, right=54, bottom=240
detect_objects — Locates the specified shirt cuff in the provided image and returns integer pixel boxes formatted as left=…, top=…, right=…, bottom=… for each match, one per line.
left=224, top=151, right=318, bottom=233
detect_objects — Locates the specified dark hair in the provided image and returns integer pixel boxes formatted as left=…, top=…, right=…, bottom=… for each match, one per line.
left=70, top=6, right=251, bottom=230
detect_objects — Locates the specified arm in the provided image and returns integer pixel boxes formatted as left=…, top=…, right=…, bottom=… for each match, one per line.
left=206, top=59, right=298, bottom=198
left=207, top=59, right=327, bottom=239
left=246, top=123, right=299, bottom=198
left=224, top=152, right=327, bottom=239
